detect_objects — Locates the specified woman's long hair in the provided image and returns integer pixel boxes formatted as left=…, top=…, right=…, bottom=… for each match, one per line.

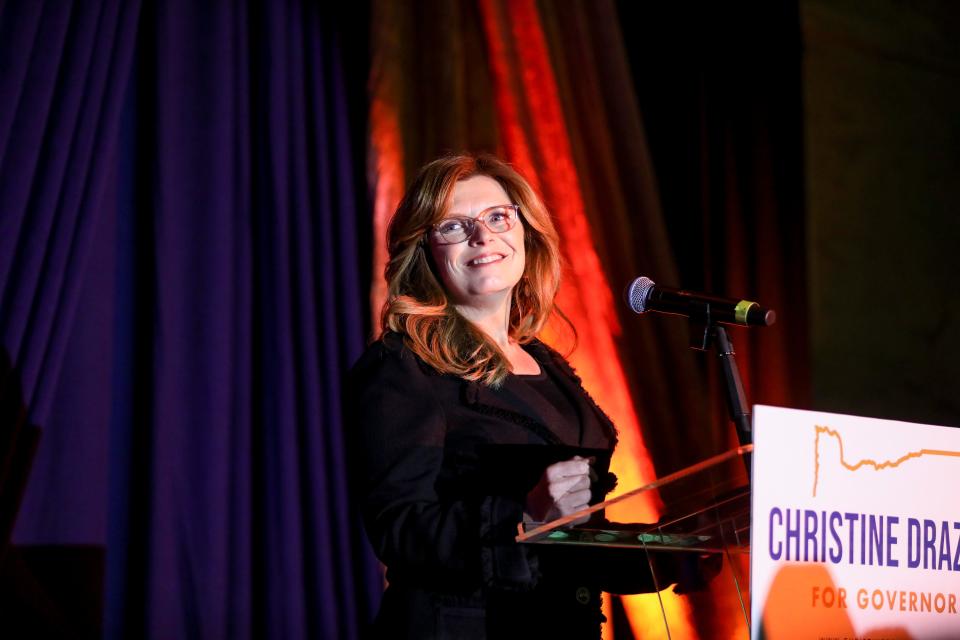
left=382, top=154, right=563, bottom=386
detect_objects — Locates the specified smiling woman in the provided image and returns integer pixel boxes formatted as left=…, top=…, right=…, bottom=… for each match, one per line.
left=381, top=154, right=563, bottom=387
left=348, top=154, right=660, bottom=638
left=428, top=179, right=526, bottom=308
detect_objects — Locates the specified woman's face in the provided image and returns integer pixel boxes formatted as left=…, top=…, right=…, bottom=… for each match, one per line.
left=428, top=175, right=526, bottom=308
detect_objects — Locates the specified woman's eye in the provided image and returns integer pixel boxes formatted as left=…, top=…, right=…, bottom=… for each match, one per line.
left=439, top=220, right=464, bottom=233
left=488, top=212, right=507, bottom=223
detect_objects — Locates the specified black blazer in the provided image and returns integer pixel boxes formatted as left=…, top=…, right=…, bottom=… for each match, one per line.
left=348, top=333, right=627, bottom=639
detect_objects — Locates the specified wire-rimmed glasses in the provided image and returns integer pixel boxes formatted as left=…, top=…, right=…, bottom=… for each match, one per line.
left=429, top=204, right=520, bottom=244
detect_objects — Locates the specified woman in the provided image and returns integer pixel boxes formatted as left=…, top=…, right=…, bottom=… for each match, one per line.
left=350, top=154, right=636, bottom=638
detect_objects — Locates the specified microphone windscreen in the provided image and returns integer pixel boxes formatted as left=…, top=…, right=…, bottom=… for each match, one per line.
left=624, top=276, right=656, bottom=313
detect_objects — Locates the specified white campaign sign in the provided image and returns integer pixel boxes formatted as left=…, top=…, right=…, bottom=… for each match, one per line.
left=751, top=405, right=960, bottom=639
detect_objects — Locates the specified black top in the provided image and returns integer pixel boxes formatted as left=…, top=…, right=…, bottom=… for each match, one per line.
left=348, top=333, right=653, bottom=639
left=510, top=366, right=583, bottom=446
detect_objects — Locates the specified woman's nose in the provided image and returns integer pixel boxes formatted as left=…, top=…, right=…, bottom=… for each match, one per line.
left=468, top=220, right=495, bottom=244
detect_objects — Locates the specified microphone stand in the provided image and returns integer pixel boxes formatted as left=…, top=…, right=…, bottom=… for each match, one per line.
left=689, top=302, right=752, bottom=449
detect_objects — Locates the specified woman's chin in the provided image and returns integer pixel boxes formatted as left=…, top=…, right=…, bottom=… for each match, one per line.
left=456, top=281, right=517, bottom=305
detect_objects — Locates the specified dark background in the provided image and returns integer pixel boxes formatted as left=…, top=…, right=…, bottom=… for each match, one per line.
left=1, top=1, right=957, bottom=637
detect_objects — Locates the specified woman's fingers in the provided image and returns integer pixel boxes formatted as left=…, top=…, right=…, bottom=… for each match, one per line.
left=545, top=464, right=592, bottom=501
left=544, top=457, right=591, bottom=482
left=546, top=473, right=588, bottom=499
left=525, top=456, right=595, bottom=522
left=570, top=474, right=591, bottom=492
left=556, top=488, right=592, bottom=515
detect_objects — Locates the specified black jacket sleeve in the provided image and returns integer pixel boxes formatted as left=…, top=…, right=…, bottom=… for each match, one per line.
left=350, top=340, right=538, bottom=591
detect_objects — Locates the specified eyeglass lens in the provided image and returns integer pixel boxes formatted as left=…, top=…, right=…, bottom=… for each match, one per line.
left=435, top=206, right=517, bottom=242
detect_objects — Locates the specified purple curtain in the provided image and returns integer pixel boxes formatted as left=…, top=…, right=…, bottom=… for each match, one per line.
left=2, top=1, right=379, bottom=637
left=0, top=1, right=139, bottom=424
left=0, top=0, right=141, bottom=564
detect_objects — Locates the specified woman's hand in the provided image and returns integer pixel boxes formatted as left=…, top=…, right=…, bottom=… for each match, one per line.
left=524, top=456, right=595, bottom=524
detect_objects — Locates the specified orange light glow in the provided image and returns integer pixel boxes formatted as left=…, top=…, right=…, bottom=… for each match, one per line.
left=367, top=98, right=403, bottom=331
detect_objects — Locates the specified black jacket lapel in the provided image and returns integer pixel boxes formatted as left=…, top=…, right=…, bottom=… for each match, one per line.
left=462, top=380, right=564, bottom=446
left=524, top=341, right=619, bottom=449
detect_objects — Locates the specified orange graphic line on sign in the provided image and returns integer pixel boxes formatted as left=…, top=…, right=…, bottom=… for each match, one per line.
left=812, top=425, right=960, bottom=497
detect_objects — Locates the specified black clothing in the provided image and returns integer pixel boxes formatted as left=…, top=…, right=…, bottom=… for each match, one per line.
left=513, top=368, right=583, bottom=445
left=349, top=332, right=624, bottom=639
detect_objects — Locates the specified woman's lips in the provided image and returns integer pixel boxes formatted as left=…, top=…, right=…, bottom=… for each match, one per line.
left=466, top=253, right=506, bottom=267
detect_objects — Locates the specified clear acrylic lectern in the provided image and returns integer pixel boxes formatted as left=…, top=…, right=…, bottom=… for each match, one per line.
left=517, top=445, right=753, bottom=638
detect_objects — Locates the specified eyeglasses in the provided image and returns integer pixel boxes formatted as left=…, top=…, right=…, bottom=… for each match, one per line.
left=429, top=204, right=520, bottom=244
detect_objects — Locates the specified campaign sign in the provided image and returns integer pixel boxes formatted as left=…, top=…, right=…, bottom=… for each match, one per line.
left=751, top=405, right=960, bottom=639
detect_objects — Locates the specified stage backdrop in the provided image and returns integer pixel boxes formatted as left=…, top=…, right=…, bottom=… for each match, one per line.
left=368, top=0, right=808, bottom=637
left=1, top=2, right=378, bottom=638
left=1, top=1, right=809, bottom=638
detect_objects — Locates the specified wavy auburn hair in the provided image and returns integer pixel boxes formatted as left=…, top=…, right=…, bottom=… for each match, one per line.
left=382, top=153, right=564, bottom=387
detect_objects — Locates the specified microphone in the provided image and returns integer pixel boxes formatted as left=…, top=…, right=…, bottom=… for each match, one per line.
left=624, top=276, right=776, bottom=327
